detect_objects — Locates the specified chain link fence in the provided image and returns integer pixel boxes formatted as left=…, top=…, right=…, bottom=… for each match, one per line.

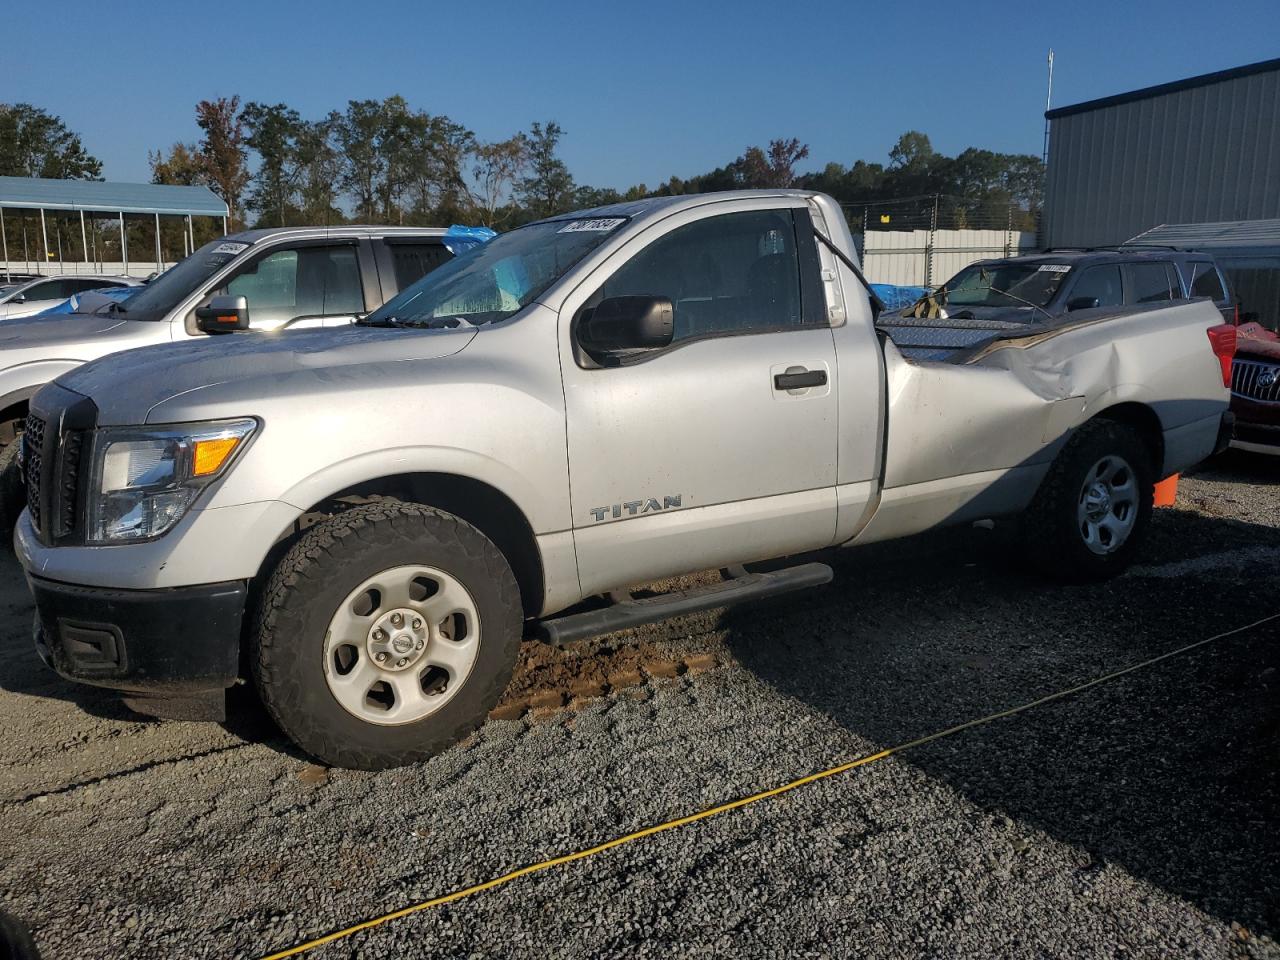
left=845, top=195, right=1041, bottom=288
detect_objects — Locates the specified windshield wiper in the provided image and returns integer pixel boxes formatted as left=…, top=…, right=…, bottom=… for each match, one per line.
left=983, top=284, right=1055, bottom=323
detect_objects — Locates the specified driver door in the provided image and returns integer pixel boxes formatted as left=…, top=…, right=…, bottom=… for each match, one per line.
left=558, top=203, right=841, bottom=596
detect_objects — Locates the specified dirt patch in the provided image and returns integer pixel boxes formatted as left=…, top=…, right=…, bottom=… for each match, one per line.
left=489, top=637, right=725, bottom=722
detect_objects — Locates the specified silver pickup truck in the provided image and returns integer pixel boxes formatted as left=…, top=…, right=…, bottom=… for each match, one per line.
left=16, top=190, right=1236, bottom=769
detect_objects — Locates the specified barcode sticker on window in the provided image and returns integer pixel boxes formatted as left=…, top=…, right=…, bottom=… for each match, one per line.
left=558, top=218, right=626, bottom=233
left=212, top=242, right=250, bottom=255
left=1037, top=264, right=1071, bottom=273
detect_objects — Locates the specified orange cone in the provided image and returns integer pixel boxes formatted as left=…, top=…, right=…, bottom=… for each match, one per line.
left=1153, top=474, right=1179, bottom=508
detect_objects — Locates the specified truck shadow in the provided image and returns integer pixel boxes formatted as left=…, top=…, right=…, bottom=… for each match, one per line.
left=722, top=509, right=1280, bottom=940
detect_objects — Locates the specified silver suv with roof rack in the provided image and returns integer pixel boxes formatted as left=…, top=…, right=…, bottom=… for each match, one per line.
left=0, top=225, right=486, bottom=525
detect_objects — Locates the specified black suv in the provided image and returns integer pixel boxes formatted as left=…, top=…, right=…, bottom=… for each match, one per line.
left=888, top=248, right=1236, bottom=326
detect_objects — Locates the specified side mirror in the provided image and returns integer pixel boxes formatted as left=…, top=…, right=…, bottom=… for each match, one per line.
left=1066, top=296, right=1100, bottom=312
left=195, top=295, right=250, bottom=334
left=580, top=296, right=674, bottom=353
left=9, top=294, right=24, bottom=305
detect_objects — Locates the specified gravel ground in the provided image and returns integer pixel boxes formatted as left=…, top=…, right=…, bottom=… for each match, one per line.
left=1, top=452, right=1277, bottom=960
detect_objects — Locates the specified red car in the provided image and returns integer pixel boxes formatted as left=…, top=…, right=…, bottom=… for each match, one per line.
left=1229, top=323, right=1280, bottom=454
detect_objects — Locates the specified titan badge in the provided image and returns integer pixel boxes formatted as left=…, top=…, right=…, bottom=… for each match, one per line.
left=590, top=496, right=683, bottom=522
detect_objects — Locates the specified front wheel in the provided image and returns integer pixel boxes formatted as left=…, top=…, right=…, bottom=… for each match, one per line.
left=1021, top=419, right=1154, bottom=582
left=0, top=439, right=25, bottom=550
left=252, top=500, right=523, bottom=770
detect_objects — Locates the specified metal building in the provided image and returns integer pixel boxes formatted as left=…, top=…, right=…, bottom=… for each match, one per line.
left=1042, top=58, right=1280, bottom=249
left=0, top=176, right=228, bottom=281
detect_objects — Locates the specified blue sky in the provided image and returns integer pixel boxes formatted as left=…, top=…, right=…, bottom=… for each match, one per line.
left=7, top=0, right=1277, bottom=190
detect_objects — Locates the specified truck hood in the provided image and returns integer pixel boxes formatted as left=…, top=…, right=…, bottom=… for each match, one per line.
left=58, top=324, right=478, bottom=425
left=0, top=311, right=131, bottom=356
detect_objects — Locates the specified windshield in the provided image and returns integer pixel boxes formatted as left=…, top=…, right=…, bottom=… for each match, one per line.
left=110, top=239, right=251, bottom=320
left=939, top=262, right=1070, bottom=308
left=362, top=218, right=627, bottom=328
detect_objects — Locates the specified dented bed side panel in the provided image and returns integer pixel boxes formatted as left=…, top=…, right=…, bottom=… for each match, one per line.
left=852, top=300, right=1227, bottom=545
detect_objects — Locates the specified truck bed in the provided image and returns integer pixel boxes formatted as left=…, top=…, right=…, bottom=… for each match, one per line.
left=876, top=302, right=1187, bottom=363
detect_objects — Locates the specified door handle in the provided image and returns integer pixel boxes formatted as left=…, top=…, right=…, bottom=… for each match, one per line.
left=773, top=369, right=827, bottom=390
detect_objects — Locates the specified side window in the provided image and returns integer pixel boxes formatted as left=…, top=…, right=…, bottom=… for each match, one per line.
left=1070, top=265, right=1123, bottom=308
left=597, top=209, right=809, bottom=343
left=28, top=279, right=70, bottom=301
left=388, top=242, right=453, bottom=290
left=1125, top=262, right=1178, bottom=304
left=220, top=244, right=364, bottom=327
left=1190, top=263, right=1227, bottom=302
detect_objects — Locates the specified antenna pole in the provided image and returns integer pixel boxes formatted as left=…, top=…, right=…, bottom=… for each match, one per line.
left=1042, top=49, right=1055, bottom=166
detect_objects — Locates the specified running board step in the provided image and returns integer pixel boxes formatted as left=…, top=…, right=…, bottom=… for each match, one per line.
left=536, top=562, right=833, bottom=646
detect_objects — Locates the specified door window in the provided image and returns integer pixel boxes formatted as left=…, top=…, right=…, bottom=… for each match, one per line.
left=597, top=209, right=811, bottom=343
left=220, top=244, right=364, bottom=327
left=1189, top=263, right=1227, bottom=302
left=388, top=242, right=453, bottom=290
left=25, top=279, right=70, bottom=301
left=1125, top=263, right=1178, bottom=304
left=1070, top=265, right=1123, bottom=308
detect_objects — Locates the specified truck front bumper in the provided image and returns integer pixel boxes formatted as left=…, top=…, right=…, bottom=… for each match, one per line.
left=29, top=573, right=246, bottom=699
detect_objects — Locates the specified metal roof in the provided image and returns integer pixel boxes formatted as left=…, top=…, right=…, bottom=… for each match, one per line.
left=1047, top=57, right=1280, bottom=119
left=1129, top=219, right=1280, bottom=249
left=0, top=176, right=228, bottom=217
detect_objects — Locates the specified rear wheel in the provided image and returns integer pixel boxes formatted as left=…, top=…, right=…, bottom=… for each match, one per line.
left=1021, top=419, right=1154, bottom=581
left=252, top=500, right=522, bottom=770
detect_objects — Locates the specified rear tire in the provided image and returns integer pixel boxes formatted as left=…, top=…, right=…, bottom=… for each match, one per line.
left=1021, top=419, right=1154, bottom=582
left=251, top=499, right=523, bottom=770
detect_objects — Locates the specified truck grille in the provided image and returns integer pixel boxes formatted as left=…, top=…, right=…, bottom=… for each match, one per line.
left=1232, top=358, right=1280, bottom=404
left=22, top=414, right=45, bottom=534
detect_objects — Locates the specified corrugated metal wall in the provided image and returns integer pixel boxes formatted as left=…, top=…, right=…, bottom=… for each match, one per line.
left=862, top=229, right=1038, bottom=286
left=1043, top=68, right=1280, bottom=248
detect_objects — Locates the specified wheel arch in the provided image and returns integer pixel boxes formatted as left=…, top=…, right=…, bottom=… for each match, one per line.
left=1090, top=402, right=1165, bottom=477
left=263, top=472, right=546, bottom=618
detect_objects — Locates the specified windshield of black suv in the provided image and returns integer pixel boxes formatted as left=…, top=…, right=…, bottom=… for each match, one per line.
left=939, top=262, right=1071, bottom=308
left=362, top=217, right=628, bottom=328
left=102, top=239, right=252, bottom=320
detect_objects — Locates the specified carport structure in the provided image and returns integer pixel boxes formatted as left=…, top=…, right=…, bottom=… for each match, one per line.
left=0, top=176, right=228, bottom=282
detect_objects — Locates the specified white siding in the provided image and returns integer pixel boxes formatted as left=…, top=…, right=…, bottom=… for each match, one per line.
left=862, top=229, right=1038, bottom=286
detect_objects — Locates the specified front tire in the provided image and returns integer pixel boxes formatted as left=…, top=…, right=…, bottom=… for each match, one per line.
left=252, top=500, right=522, bottom=770
left=0, top=439, right=25, bottom=551
left=1021, top=419, right=1154, bottom=582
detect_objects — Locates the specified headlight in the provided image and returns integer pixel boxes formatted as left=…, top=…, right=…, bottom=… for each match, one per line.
left=87, top=419, right=256, bottom=543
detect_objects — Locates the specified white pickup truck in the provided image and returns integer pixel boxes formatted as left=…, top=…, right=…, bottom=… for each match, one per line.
left=16, top=190, right=1236, bottom=769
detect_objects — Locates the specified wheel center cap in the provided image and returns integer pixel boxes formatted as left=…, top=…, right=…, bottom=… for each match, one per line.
left=367, top=607, right=428, bottom=671
left=1086, top=482, right=1111, bottom=519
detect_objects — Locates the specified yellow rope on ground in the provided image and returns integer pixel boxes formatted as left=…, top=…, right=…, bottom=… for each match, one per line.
left=259, top=612, right=1280, bottom=960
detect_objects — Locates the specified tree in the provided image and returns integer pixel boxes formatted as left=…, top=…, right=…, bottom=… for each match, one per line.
left=515, top=121, right=574, bottom=219
left=0, top=103, right=101, bottom=179
left=727, top=138, right=810, bottom=188
left=334, top=99, right=389, bottom=222
left=149, top=142, right=204, bottom=186
left=468, top=136, right=527, bottom=227
left=242, top=102, right=303, bottom=227
left=195, top=96, right=249, bottom=227
left=295, top=117, right=345, bottom=225
left=888, top=130, right=934, bottom=170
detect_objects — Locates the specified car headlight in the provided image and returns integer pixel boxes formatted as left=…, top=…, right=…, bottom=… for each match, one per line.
left=87, top=419, right=257, bottom=543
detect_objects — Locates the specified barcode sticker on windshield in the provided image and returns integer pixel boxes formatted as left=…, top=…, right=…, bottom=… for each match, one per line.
left=1037, top=264, right=1071, bottom=273
left=212, top=242, right=250, bottom=255
left=558, top=218, right=626, bottom=233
